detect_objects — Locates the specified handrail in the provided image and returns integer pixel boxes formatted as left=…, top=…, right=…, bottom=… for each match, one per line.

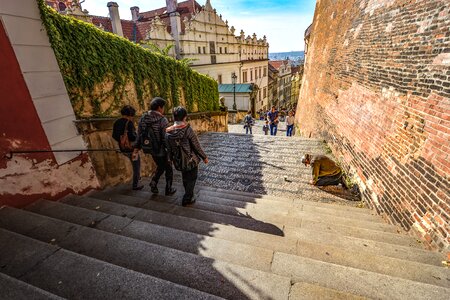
left=3, top=148, right=120, bottom=160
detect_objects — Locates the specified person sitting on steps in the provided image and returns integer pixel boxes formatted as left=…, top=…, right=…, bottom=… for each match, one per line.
left=166, top=106, right=209, bottom=206
left=137, top=97, right=176, bottom=196
left=301, top=153, right=348, bottom=189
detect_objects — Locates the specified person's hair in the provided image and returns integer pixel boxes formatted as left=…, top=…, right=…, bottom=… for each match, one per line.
left=301, top=153, right=311, bottom=164
left=173, top=106, right=188, bottom=121
left=271, top=106, right=275, bottom=109
left=120, top=105, right=136, bottom=117
left=150, top=97, right=166, bottom=110
left=247, top=110, right=252, bottom=114
left=265, top=120, right=269, bottom=123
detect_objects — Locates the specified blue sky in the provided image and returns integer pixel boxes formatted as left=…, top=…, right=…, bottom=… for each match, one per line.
left=82, top=0, right=316, bottom=52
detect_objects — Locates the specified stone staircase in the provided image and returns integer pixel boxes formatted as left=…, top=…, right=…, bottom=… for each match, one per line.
left=0, top=133, right=448, bottom=299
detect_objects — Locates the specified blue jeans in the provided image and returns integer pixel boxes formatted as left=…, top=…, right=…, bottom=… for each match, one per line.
left=124, top=152, right=141, bottom=188
left=286, top=125, right=294, bottom=136
left=246, top=126, right=252, bottom=134
left=270, top=124, right=278, bottom=136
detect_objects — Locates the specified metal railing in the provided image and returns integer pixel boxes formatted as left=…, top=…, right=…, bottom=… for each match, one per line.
left=3, top=148, right=120, bottom=160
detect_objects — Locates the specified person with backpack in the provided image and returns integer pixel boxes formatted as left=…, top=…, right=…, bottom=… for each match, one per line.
left=112, top=105, right=143, bottom=190
left=137, top=97, right=176, bottom=195
left=166, top=106, right=209, bottom=206
left=243, top=110, right=254, bottom=134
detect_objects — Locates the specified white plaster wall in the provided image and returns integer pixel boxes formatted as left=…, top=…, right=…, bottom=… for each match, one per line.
left=221, top=94, right=250, bottom=111
left=0, top=0, right=85, bottom=165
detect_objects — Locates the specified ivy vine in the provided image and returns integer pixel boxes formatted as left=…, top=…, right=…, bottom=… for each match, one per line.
left=36, top=0, right=219, bottom=117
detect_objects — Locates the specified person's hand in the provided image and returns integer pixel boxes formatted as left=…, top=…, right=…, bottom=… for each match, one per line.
left=203, top=158, right=209, bottom=164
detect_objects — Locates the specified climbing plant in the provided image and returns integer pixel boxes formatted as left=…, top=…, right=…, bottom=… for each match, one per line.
left=36, top=0, right=219, bottom=117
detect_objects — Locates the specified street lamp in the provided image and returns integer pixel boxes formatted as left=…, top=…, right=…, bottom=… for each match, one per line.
left=231, top=72, right=237, bottom=111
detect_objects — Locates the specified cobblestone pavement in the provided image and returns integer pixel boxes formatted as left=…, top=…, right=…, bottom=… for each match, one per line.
left=196, top=131, right=361, bottom=206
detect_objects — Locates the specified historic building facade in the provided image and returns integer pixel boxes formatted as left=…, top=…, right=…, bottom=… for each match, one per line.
left=54, top=0, right=270, bottom=112
left=268, top=60, right=291, bottom=109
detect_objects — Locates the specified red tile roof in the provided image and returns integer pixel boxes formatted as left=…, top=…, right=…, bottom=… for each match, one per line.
left=269, top=60, right=286, bottom=70
left=91, top=16, right=145, bottom=42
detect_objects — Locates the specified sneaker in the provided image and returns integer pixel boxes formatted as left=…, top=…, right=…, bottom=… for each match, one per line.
left=132, top=185, right=144, bottom=191
left=150, top=180, right=158, bottom=194
left=165, top=187, right=177, bottom=196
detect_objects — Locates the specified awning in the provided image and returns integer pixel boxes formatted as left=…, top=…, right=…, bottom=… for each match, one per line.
left=218, top=84, right=253, bottom=93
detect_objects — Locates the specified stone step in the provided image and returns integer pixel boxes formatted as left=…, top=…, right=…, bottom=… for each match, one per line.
left=271, top=252, right=450, bottom=300
left=61, top=194, right=443, bottom=269
left=96, top=189, right=398, bottom=235
left=48, top=197, right=449, bottom=286
left=0, top=206, right=290, bottom=300
left=0, top=272, right=64, bottom=300
left=60, top=195, right=299, bottom=254
left=0, top=227, right=221, bottom=300
left=289, top=282, right=367, bottom=300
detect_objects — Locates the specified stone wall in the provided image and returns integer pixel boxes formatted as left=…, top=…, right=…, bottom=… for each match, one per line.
left=297, top=0, right=449, bottom=250
left=76, top=112, right=228, bottom=188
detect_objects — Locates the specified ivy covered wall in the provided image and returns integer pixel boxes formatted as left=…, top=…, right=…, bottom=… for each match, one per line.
left=37, top=0, right=219, bottom=117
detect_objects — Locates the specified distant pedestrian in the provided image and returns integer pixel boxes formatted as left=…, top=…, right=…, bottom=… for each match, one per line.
left=267, top=106, right=279, bottom=136
left=138, top=97, right=176, bottom=196
left=166, top=106, right=209, bottom=206
left=286, top=111, right=295, bottom=137
left=243, top=110, right=254, bottom=134
left=301, top=153, right=348, bottom=189
left=259, top=109, right=264, bottom=120
left=263, top=120, right=269, bottom=135
left=112, top=105, right=143, bottom=190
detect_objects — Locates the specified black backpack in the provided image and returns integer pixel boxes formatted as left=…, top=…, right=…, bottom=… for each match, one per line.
left=141, top=115, right=164, bottom=156
left=171, top=125, right=198, bottom=172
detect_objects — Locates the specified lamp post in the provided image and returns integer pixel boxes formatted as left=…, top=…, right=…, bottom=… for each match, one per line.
left=231, top=72, right=237, bottom=111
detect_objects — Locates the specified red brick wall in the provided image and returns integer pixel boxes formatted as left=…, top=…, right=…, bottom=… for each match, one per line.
left=297, top=0, right=449, bottom=250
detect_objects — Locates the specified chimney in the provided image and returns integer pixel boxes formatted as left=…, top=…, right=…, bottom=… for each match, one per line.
left=166, top=0, right=181, bottom=59
left=130, top=6, right=140, bottom=22
left=107, top=2, right=123, bottom=37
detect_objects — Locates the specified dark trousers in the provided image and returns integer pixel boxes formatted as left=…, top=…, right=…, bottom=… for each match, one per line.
left=182, top=166, right=198, bottom=201
left=124, top=152, right=141, bottom=188
left=316, top=172, right=343, bottom=186
left=270, top=124, right=278, bottom=136
left=286, top=125, right=294, bottom=136
left=245, top=126, right=252, bottom=134
left=151, top=155, right=173, bottom=183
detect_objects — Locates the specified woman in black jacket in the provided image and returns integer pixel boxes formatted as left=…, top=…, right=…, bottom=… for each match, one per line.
left=112, top=105, right=143, bottom=190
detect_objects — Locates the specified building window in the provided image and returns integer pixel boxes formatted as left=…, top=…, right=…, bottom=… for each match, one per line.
left=58, top=1, right=67, bottom=11
left=199, top=34, right=202, bottom=38
left=259, top=68, right=262, bottom=78
left=225, top=47, right=227, bottom=54
left=258, top=90, right=261, bottom=101
left=203, top=47, right=206, bottom=54
left=263, top=67, right=267, bottom=77
left=198, top=47, right=201, bottom=54
left=218, top=74, right=222, bottom=84
left=263, top=87, right=267, bottom=98
left=250, top=70, right=253, bottom=81
left=255, top=70, right=258, bottom=80
left=219, top=47, right=222, bottom=54
left=243, top=71, right=248, bottom=83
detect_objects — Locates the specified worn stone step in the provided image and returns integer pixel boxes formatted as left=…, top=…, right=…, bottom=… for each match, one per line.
left=0, top=227, right=221, bottom=300
left=0, top=206, right=290, bottom=300
left=271, top=252, right=450, bottom=300
left=60, top=195, right=299, bottom=254
left=93, top=192, right=287, bottom=235
left=99, top=189, right=398, bottom=235
left=57, top=195, right=450, bottom=285
left=27, top=199, right=275, bottom=272
left=62, top=194, right=443, bottom=271
left=0, top=272, right=64, bottom=300
left=289, top=282, right=367, bottom=300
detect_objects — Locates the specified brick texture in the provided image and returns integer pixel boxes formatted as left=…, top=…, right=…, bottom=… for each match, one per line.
left=297, top=0, right=449, bottom=251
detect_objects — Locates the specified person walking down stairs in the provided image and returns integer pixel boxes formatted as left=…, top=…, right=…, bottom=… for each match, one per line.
left=138, top=97, right=176, bottom=196
left=112, top=105, right=143, bottom=190
left=243, top=110, right=254, bottom=134
left=166, top=106, right=209, bottom=206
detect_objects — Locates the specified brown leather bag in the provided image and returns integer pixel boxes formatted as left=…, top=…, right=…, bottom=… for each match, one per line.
left=120, top=120, right=133, bottom=152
